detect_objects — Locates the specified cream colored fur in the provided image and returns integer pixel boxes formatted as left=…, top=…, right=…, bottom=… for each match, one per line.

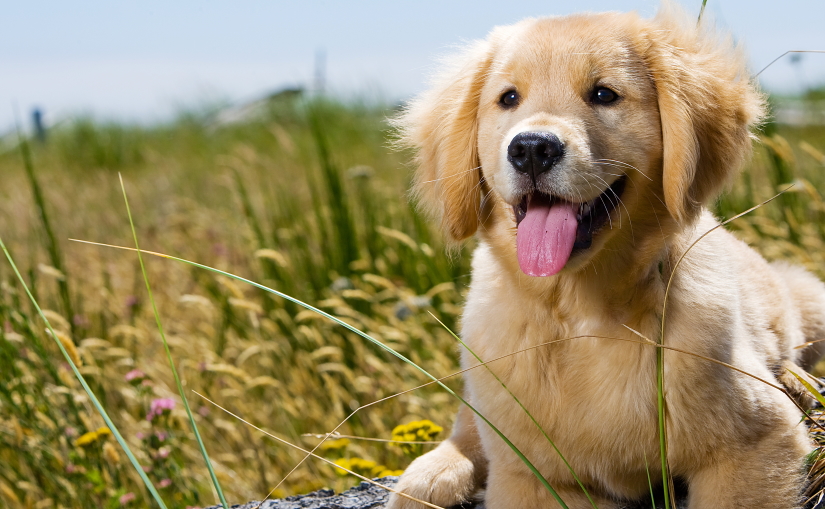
left=387, top=4, right=825, bottom=509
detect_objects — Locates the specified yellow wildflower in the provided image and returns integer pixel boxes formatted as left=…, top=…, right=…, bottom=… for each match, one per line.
left=333, top=458, right=353, bottom=476
left=391, top=420, right=443, bottom=457
left=319, top=438, right=350, bottom=453
left=333, top=457, right=388, bottom=478
left=73, top=431, right=99, bottom=448
left=72, top=427, right=111, bottom=448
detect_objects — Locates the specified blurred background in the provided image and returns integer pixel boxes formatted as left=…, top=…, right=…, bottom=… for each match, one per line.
left=2, top=0, right=823, bottom=132
left=0, top=1, right=823, bottom=509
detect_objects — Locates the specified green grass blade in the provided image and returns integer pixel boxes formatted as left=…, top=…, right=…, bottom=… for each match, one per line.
left=118, top=174, right=229, bottom=509
left=656, top=343, right=669, bottom=509
left=698, top=0, right=708, bottom=23
left=657, top=191, right=788, bottom=509
left=428, top=312, right=597, bottom=509
left=0, top=235, right=168, bottom=509
left=656, top=191, right=788, bottom=509
left=75, top=238, right=569, bottom=509
left=787, top=369, right=825, bottom=408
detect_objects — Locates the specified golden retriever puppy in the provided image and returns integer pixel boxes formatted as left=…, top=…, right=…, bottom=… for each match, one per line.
left=387, top=4, right=825, bottom=509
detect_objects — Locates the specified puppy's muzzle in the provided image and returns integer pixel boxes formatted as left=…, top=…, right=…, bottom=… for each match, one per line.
left=507, top=132, right=565, bottom=184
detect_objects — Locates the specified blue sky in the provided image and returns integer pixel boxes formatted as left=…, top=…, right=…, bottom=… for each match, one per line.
left=2, top=0, right=823, bottom=131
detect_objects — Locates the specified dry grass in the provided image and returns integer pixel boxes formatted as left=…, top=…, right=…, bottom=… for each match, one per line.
left=0, top=93, right=824, bottom=508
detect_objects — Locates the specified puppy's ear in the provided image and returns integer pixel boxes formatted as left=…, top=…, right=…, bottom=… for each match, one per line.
left=395, top=36, right=499, bottom=241
left=643, top=5, right=765, bottom=223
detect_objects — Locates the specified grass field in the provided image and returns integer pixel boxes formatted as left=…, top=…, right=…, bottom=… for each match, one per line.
left=0, top=90, right=824, bottom=508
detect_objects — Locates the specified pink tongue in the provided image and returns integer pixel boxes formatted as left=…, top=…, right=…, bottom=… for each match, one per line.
left=516, top=200, right=578, bottom=277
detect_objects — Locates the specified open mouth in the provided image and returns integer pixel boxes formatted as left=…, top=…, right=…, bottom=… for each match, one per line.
left=512, top=175, right=627, bottom=277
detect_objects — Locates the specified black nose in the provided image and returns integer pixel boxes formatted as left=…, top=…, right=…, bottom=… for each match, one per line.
left=507, top=132, right=565, bottom=182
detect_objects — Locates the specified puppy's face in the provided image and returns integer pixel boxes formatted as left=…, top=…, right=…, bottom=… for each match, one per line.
left=401, top=9, right=763, bottom=278
left=476, top=15, right=663, bottom=276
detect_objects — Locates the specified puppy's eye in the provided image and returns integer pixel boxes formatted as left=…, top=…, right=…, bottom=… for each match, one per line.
left=499, top=90, right=520, bottom=109
left=593, top=87, right=619, bottom=104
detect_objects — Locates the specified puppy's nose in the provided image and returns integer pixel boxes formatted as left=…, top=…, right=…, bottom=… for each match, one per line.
left=507, top=132, right=565, bottom=182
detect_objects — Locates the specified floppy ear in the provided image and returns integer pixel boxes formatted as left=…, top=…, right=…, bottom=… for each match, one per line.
left=643, top=5, right=766, bottom=223
left=395, top=37, right=498, bottom=241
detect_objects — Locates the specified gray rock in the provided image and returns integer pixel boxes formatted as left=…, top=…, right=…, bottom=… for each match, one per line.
left=209, top=474, right=825, bottom=509
left=206, top=477, right=397, bottom=509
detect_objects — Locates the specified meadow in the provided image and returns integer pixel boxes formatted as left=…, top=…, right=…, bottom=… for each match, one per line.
left=0, top=89, right=824, bottom=508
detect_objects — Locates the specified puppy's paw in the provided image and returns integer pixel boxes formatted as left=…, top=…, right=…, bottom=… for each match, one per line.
left=386, top=445, right=479, bottom=509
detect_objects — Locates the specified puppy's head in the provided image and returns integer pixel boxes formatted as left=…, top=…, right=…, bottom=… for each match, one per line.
left=398, top=5, right=764, bottom=277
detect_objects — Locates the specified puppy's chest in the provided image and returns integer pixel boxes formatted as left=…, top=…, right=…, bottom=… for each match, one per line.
left=462, top=285, right=658, bottom=382
left=461, top=290, right=662, bottom=466
left=463, top=307, right=659, bottom=410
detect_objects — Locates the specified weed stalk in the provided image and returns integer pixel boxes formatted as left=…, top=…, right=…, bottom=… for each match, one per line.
left=119, top=174, right=229, bottom=509
left=17, top=133, right=75, bottom=336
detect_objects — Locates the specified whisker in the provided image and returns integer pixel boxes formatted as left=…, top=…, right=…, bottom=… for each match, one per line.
left=594, top=158, right=652, bottom=181
left=589, top=172, right=635, bottom=244
left=478, top=187, right=496, bottom=230
left=613, top=178, right=636, bottom=245
left=589, top=164, right=629, bottom=178
left=587, top=173, right=618, bottom=230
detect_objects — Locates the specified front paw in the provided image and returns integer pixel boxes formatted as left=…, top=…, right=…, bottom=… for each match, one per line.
left=386, top=444, right=479, bottom=509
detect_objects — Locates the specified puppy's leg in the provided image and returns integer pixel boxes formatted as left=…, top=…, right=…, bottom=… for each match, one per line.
left=686, top=427, right=809, bottom=509
left=777, top=359, right=821, bottom=409
left=771, top=261, right=825, bottom=371
left=484, top=466, right=616, bottom=509
left=386, top=405, right=487, bottom=509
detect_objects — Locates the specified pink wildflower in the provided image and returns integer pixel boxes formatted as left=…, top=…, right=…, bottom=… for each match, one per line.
left=146, top=398, right=175, bottom=421
left=158, top=478, right=172, bottom=488
left=125, top=369, right=146, bottom=384
left=119, top=492, right=136, bottom=505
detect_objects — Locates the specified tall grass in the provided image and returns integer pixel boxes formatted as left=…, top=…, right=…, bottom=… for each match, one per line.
left=0, top=91, right=824, bottom=507
left=0, top=96, right=470, bottom=507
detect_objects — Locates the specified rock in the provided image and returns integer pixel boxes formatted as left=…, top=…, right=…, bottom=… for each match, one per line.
left=206, top=476, right=397, bottom=509
left=207, top=473, right=825, bottom=509
left=204, top=476, right=681, bottom=509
